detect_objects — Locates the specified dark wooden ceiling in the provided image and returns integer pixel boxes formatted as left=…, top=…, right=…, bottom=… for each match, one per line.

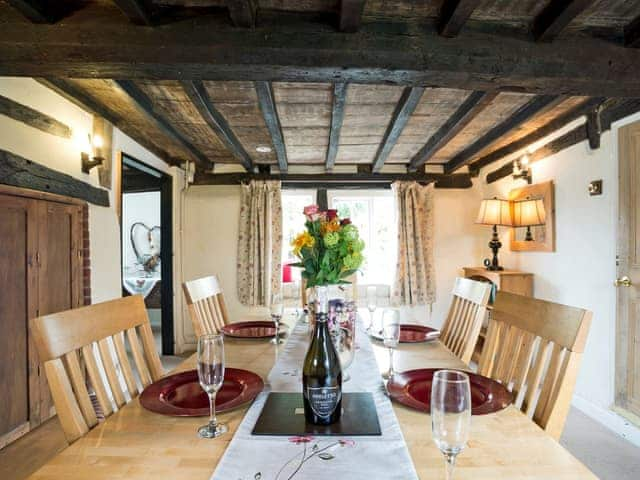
left=2, top=0, right=640, bottom=181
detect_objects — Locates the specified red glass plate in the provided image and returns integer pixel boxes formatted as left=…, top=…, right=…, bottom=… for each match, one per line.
left=221, top=321, right=278, bottom=338
left=140, top=368, right=264, bottom=416
left=370, top=324, right=440, bottom=343
left=387, top=368, right=513, bottom=415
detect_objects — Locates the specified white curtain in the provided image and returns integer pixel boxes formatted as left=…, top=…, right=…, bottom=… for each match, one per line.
left=391, top=181, right=436, bottom=306
left=237, top=180, right=282, bottom=306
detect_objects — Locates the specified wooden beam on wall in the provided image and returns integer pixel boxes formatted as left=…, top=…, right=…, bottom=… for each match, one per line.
left=5, top=11, right=640, bottom=96
left=193, top=172, right=474, bottom=189
left=182, top=81, right=253, bottom=171
left=586, top=106, right=602, bottom=149
left=485, top=99, right=640, bottom=184
left=255, top=81, right=287, bottom=172
left=533, top=0, right=596, bottom=42
left=469, top=96, right=606, bottom=173
left=625, top=15, right=640, bottom=48
left=326, top=83, right=347, bottom=171
left=114, top=80, right=213, bottom=169
left=444, top=95, right=564, bottom=174
left=0, top=148, right=109, bottom=206
left=339, top=0, right=366, bottom=33
left=112, top=0, right=155, bottom=25
left=0, top=94, right=72, bottom=138
left=438, top=0, right=481, bottom=37
left=226, top=0, right=257, bottom=28
left=37, top=78, right=180, bottom=167
left=409, top=90, right=497, bottom=171
left=372, top=87, right=424, bottom=172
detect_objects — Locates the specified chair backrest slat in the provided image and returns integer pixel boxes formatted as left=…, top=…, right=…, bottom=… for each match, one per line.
left=479, top=291, right=592, bottom=439
left=31, top=295, right=163, bottom=444
left=440, top=277, right=492, bottom=365
left=183, top=275, right=229, bottom=336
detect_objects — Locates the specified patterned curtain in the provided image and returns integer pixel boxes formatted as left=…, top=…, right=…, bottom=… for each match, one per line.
left=392, top=181, right=436, bottom=306
left=237, top=180, right=282, bottom=306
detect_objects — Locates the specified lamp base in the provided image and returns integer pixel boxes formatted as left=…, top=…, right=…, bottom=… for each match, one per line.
left=484, top=225, right=504, bottom=271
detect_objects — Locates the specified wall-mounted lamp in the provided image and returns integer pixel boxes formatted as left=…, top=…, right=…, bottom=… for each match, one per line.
left=512, top=154, right=532, bottom=184
left=81, top=133, right=105, bottom=174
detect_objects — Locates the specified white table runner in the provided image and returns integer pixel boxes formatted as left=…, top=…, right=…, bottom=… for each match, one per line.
left=211, top=315, right=419, bottom=480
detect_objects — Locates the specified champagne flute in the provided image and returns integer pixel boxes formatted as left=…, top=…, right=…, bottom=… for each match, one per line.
left=366, top=286, right=377, bottom=333
left=431, top=370, right=471, bottom=480
left=197, top=334, right=228, bottom=438
left=270, top=293, right=284, bottom=345
left=382, top=309, right=400, bottom=379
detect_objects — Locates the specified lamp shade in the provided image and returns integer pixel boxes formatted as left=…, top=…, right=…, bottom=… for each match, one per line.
left=513, top=198, right=546, bottom=227
left=476, top=198, right=513, bottom=226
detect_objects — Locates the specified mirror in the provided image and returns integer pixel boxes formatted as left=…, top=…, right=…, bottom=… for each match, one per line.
left=509, top=181, right=555, bottom=252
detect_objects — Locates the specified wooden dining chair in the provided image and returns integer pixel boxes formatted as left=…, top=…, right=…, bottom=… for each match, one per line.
left=183, top=275, right=230, bottom=336
left=478, top=291, right=592, bottom=439
left=30, top=295, right=164, bottom=444
left=440, top=277, right=492, bottom=365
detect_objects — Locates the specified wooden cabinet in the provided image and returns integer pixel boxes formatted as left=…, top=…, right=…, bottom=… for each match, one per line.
left=0, top=191, right=83, bottom=448
left=462, top=267, right=534, bottom=363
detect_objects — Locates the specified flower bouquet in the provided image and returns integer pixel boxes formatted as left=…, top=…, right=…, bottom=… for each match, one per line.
left=290, top=205, right=365, bottom=288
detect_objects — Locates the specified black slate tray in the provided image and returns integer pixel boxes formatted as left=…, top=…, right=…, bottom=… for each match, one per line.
left=252, top=392, right=382, bottom=436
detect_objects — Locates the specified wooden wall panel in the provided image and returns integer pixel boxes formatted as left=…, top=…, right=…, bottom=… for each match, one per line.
left=431, top=92, right=534, bottom=163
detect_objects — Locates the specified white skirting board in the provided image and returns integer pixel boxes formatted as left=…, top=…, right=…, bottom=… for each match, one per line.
left=572, top=394, right=640, bottom=448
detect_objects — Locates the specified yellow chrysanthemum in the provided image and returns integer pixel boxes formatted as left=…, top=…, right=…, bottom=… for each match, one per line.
left=292, top=231, right=315, bottom=256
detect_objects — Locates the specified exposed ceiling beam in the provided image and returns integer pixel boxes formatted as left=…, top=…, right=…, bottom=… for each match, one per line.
left=339, top=0, right=366, bottom=33
left=115, top=80, right=213, bottom=169
left=37, top=78, right=180, bottom=166
left=193, top=172, right=473, bottom=189
left=226, top=0, right=257, bottom=28
left=469, top=96, right=606, bottom=173
left=4, top=11, right=640, bottom=96
left=438, top=0, right=481, bottom=37
left=624, top=15, right=640, bottom=47
left=255, top=81, right=287, bottom=172
left=532, top=0, right=595, bottom=42
left=444, top=95, right=565, bottom=174
left=372, top=87, right=424, bottom=172
left=486, top=98, right=640, bottom=184
left=6, top=0, right=68, bottom=23
left=182, top=81, right=253, bottom=172
left=326, top=83, right=347, bottom=171
left=112, top=0, right=156, bottom=25
left=408, top=90, right=497, bottom=172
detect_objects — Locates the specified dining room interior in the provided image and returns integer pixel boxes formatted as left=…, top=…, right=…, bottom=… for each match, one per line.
left=2, top=1, right=640, bottom=479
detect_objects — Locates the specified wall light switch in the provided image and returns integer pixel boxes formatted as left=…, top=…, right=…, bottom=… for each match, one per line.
left=589, top=179, right=603, bottom=196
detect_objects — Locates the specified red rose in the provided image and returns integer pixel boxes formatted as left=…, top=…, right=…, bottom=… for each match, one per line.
left=326, top=209, right=338, bottom=221
left=340, top=218, right=351, bottom=226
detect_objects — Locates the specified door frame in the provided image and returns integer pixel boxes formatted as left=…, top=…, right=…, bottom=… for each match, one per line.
left=118, top=153, right=174, bottom=356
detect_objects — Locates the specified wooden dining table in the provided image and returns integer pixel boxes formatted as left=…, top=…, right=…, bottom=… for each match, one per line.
left=29, top=313, right=596, bottom=480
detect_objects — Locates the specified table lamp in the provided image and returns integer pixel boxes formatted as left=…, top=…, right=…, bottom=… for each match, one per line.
left=476, top=198, right=513, bottom=271
left=512, top=198, right=546, bottom=241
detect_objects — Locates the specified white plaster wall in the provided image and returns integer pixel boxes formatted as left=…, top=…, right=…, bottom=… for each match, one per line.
left=479, top=111, right=640, bottom=446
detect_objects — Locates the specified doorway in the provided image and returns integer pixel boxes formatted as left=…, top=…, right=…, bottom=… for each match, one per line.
left=120, top=153, right=174, bottom=355
left=617, top=121, right=640, bottom=422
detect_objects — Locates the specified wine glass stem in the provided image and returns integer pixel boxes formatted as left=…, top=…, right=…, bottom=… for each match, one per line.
left=208, top=392, right=218, bottom=431
left=388, top=347, right=394, bottom=377
left=444, top=453, right=456, bottom=480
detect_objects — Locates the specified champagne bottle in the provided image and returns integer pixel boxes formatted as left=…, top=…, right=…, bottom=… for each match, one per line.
left=302, top=286, right=343, bottom=425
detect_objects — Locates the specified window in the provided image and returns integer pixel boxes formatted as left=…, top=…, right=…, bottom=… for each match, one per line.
left=328, top=190, right=397, bottom=286
left=281, top=190, right=316, bottom=282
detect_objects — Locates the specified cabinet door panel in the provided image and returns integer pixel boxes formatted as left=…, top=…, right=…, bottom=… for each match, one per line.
left=0, top=194, right=36, bottom=438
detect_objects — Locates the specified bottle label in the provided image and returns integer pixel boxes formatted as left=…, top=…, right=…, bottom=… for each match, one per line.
left=306, top=386, right=341, bottom=419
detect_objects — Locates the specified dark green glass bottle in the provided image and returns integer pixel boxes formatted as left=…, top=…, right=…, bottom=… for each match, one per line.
left=302, top=286, right=343, bottom=425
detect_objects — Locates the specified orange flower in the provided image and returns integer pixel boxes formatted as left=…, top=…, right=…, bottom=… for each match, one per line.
left=321, top=219, right=340, bottom=234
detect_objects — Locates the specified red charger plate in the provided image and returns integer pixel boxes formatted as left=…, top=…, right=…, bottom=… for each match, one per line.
left=371, top=324, right=440, bottom=343
left=387, top=368, right=513, bottom=415
left=140, top=368, right=264, bottom=416
left=221, top=321, right=279, bottom=338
